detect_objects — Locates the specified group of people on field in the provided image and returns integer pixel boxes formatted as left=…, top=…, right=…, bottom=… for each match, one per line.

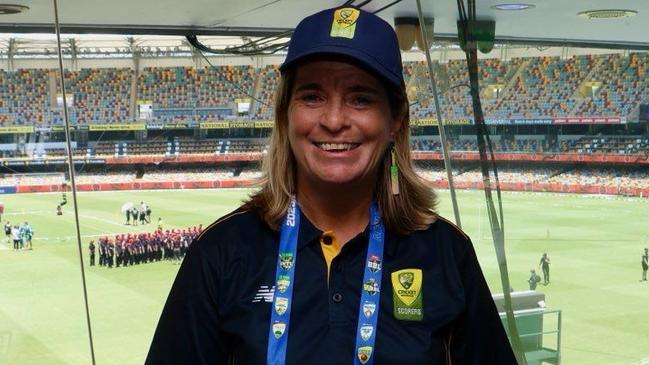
left=88, top=226, right=202, bottom=268
left=528, top=248, right=649, bottom=290
left=528, top=253, right=551, bottom=290
left=4, top=220, right=34, bottom=250
left=125, top=201, right=152, bottom=226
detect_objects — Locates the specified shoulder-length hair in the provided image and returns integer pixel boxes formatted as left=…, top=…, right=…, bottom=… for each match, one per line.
left=243, top=64, right=437, bottom=235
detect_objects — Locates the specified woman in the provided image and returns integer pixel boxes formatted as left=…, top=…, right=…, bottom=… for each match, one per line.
left=146, top=6, right=515, bottom=365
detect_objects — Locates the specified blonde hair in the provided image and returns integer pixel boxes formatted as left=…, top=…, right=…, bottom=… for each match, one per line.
left=244, top=65, right=437, bottom=235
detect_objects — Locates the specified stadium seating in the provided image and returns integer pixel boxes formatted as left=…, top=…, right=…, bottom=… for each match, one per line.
left=124, top=141, right=171, bottom=156
left=0, top=69, right=50, bottom=126
left=560, top=136, right=649, bottom=155
left=53, top=68, right=132, bottom=124
left=249, top=65, right=280, bottom=120
left=1, top=52, right=647, bottom=126
left=574, top=53, right=648, bottom=116
left=410, top=137, right=556, bottom=153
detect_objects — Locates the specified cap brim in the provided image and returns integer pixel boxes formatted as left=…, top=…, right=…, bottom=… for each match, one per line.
left=280, top=45, right=402, bottom=88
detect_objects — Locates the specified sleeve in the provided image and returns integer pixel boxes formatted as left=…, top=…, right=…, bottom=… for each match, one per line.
left=145, top=239, right=230, bottom=365
left=448, top=238, right=518, bottom=364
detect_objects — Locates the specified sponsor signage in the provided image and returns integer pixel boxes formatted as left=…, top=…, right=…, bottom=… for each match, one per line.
left=2, top=159, right=106, bottom=166
left=51, top=125, right=83, bottom=132
left=411, top=118, right=472, bottom=126
left=78, top=159, right=106, bottom=164
left=553, top=116, right=625, bottom=124
left=88, top=123, right=146, bottom=131
left=163, top=123, right=191, bottom=129
left=0, top=126, right=34, bottom=134
left=200, top=121, right=267, bottom=129
left=229, top=121, right=254, bottom=129
left=3, top=160, right=27, bottom=166
left=0, top=186, right=17, bottom=194
left=200, top=122, right=230, bottom=129
left=254, top=121, right=274, bottom=129
left=485, top=119, right=552, bottom=125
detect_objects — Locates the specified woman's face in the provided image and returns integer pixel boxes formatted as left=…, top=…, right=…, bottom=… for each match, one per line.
left=287, top=60, right=400, bottom=191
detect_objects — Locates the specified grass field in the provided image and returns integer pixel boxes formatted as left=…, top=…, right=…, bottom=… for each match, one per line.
left=1, top=188, right=648, bottom=365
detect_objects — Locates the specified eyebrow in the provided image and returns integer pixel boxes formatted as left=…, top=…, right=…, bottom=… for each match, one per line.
left=293, top=83, right=322, bottom=93
left=293, top=83, right=382, bottom=95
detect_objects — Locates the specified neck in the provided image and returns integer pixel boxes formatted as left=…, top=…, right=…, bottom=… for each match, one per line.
left=296, top=180, right=374, bottom=245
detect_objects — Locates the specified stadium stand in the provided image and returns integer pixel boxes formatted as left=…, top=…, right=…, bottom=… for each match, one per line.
left=1, top=52, right=648, bottom=199
left=0, top=52, right=647, bottom=126
left=574, top=53, right=648, bottom=116
left=0, top=69, right=50, bottom=126
left=53, top=68, right=132, bottom=124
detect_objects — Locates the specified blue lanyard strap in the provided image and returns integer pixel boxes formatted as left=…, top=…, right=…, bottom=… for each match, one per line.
left=267, top=198, right=300, bottom=365
left=267, top=198, right=385, bottom=365
left=353, top=202, right=384, bottom=365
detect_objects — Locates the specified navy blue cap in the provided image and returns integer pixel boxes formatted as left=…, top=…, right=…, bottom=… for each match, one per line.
left=281, top=7, right=404, bottom=87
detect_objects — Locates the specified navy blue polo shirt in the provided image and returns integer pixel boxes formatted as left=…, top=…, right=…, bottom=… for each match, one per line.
left=146, top=208, right=516, bottom=364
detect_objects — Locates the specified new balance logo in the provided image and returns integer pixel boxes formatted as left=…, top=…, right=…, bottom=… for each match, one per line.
left=252, top=285, right=275, bottom=303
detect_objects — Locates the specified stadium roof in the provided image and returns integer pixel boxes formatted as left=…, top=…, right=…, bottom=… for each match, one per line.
left=0, top=0, right=647, bottom=51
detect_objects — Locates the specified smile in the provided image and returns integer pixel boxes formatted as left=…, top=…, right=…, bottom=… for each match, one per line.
left=314, top=142, right=361, bottom=152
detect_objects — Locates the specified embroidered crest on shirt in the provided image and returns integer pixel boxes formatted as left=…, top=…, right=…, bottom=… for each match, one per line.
left=391, top=268, right=423, bottom=321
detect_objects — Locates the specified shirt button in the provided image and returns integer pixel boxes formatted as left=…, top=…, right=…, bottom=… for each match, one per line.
left=332, top=293, right=343, bottom=303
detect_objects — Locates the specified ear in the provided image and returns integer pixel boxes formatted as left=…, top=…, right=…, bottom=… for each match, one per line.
left=389, top=113, right=405, bottom=140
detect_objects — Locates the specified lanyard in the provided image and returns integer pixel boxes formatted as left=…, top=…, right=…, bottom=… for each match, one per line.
left=267, top=198, right=385, bottom=365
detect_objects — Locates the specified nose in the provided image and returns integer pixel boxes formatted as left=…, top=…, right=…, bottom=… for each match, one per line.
left=320, top=97, right=349, bottom=132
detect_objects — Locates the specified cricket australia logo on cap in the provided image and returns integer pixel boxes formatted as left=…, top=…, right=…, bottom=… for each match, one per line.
left=391, top=269, right=423, bottom=321
left=279, top=252, right=294, bottom=271
left=330, top=7, right=360, bottom=39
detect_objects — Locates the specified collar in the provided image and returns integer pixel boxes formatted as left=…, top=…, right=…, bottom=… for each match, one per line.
left=296, top=213, right=323, bottom=251
left=384, top=229, right=400, bottom=257
left=295, top=212, right=401, bottom=257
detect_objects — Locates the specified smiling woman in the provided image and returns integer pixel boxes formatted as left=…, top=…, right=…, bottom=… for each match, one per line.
left=287, top=60, right=399, bottom=229
left=146, top=6, right=516, bottom=365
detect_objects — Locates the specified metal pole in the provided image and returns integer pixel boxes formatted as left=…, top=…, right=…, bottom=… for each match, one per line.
left=52, top=1, right=97, bottom=364
left=415, top=0, right=462, bottom=228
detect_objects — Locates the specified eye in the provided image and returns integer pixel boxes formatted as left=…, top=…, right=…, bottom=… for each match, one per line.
left=298, top=92, right=323, bottom=104
left=350, top=94, right=372, bottom=107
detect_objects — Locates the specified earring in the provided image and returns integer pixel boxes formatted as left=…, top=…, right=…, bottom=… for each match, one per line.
left=390, top=145, right=399, bottom=195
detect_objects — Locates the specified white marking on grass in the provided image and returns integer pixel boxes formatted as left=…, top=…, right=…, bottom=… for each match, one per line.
left=5, top=210, right=55, bottom=216
left=78, top=213, right=131, bottom=229
left=34, top=233, right=130, bottom=242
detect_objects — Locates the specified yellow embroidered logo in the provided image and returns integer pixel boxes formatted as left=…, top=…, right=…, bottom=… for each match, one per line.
left=391, top=269, right=422, bottom=306
left=330, top=8, right=360, bottom=39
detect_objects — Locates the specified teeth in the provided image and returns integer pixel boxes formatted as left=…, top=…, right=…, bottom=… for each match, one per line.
left=317, top=143, right=358, bottom=151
